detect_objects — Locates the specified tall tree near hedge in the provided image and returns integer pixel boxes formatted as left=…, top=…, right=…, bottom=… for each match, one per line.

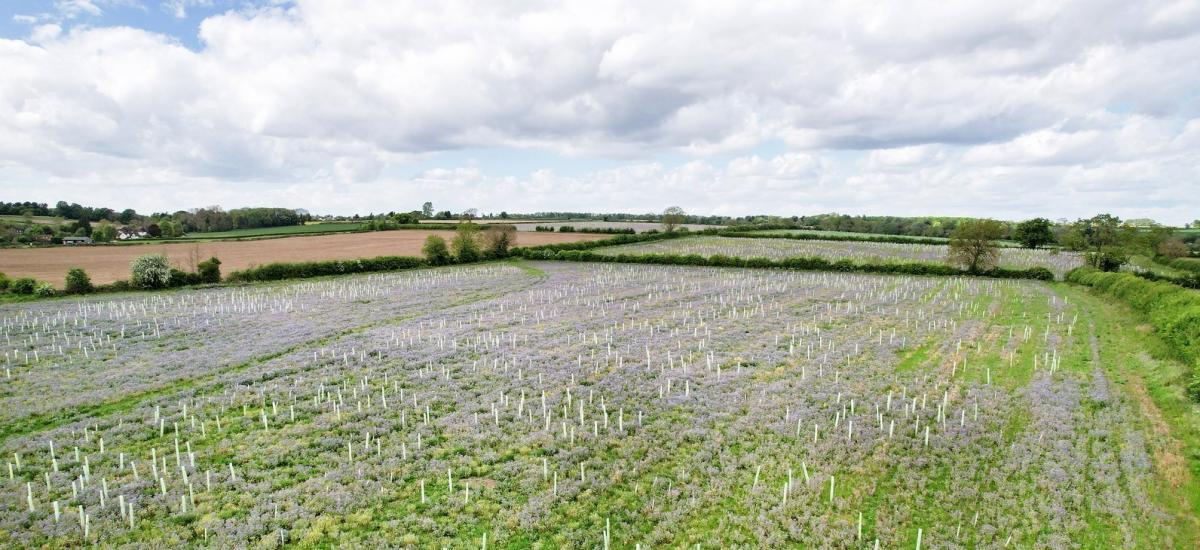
left=948, top=219, right=1006, bottom=273
left=450, top=224, right=482, bottom=262
left=1013, top=217, right=1055, bottom=249
left=661, top=206, right=686, bottom=232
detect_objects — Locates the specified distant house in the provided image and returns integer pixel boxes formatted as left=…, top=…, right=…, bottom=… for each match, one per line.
left=63, top=236, right=93, bottom=245
left=117, top=227, right=148, bottom=240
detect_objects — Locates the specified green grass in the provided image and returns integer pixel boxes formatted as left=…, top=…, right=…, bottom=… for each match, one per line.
left=0, top=214, right=69, bottom=225
left=177, top=222, right=365, bottom=240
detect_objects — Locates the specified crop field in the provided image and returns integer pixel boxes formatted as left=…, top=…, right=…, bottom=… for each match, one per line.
left=514, top=221, right=721, bottom=233
left=596, top=236, right=1084, bottom=278
left=0, top=260, right=1193, bottom=547
left=0, top=230, right=606, bottom=287
left=177, top=223, right=366, bottom=240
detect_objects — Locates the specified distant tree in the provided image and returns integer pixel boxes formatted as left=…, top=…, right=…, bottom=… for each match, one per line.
left=64, top=268, right=93, bottom=294
left=92, top=221, right=117, bottom=242
left=422, top=202, right=434, bottom=218
left=130, top=254, right=172, bottom=289
left=481, top=224, right=517, bottom=258
left=661, top=206, right=686, bottom=232
left=450, top=224, right=481, bottom=262
left=422, top=235, right=452, bottom=265
left=461, top=208, right=479, bottom=221
left=948, top=219, right=1006, bottom=272
left=1013, top=218, right=1054, bottom=249
left=145, top=223, right=162, bottom=238
left=1069, top=214, right=1128, bottom=271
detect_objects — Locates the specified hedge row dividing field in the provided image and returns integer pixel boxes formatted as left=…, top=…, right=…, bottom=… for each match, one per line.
left=594, top=235, right=1084, bottom=279
left=0, top=261, right=1194, bottom=547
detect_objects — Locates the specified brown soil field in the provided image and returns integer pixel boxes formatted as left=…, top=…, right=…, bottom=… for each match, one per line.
left=0, top=230, right=608, bottom=287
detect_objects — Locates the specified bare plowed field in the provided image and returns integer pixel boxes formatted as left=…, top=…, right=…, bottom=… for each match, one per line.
left=0, top=230, right=606, bottom=286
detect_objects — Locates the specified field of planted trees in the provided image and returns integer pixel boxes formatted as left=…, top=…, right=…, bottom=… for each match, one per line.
left=595, top=236, right=1084, bottom=279
left=0, top=260, right=1194, bottom=547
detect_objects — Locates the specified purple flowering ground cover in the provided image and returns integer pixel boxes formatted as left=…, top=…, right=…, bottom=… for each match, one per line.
left=0, top=261, right=1194, bottom=548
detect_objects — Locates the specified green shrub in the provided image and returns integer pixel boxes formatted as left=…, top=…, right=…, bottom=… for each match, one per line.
left=0, top=272, right=8, bottom=292
left=422, top=235, right=452, bottom=265
left=197, top=257, right=222, bottom=283
left=33, top=282, right=57, bottom=298
left=130, top=254, right=172, bottom=289
left=10, top=277, right=37, bottom=295
left=64, top=268, right=93, bottom=294
left=451, top=225, right=482, bottom=263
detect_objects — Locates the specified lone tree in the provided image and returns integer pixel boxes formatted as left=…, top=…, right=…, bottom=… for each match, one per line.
left=1013, top=217, right=1054, bottom=249
left=1063, top=213, right=1129, bottom=271
left=422, top=235, right=451, bottom=265
left=64, top=268, right=93, bottom=294
left=661, top=206, right=686, bottom=232
left=422, top=202, right=434, bottom=218
left=948, top=219, right=1006, bottom=273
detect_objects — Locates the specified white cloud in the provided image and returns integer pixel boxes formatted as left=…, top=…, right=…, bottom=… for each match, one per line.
left=0, top=0, right=1198, bottom=222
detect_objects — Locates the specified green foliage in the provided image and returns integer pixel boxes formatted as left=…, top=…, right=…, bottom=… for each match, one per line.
left=226, top=256, right=426, bottom=282
left=197, top=257, right=222, bottom=284
left=451, top=224, right=482, bottom=263
left=948, top=219, right=1006, bottom=272
left=0, top=272, right=8, bottom=292
left=1068, top=267, right=1200, bottom=399
left=65, top=268, right=93, bottom=294
left=1168, top=257, right=1200, bottom=275
left=1013, top=218, right=1055, bottom=249
left=10, top=277, right=37, bottom=295
left=130, top=254, right=173, bottom=289
left=422, top=235, right=452, bottom=265
left=515, top=247, right=1054, bottom=281
left=33, top=282, right=57, bottom=298
left=92, top=221, right=117, bottom=242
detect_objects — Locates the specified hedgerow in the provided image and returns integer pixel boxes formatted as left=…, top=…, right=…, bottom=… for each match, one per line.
left=1068, top=267, right=1200, bottom=397
left=226, top=255, right=428, bottom=282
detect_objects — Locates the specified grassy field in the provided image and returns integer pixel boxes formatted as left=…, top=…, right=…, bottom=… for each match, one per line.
left=0, top=261, right=1194, bottom=547
left=177, top=222, right=365, bottom=240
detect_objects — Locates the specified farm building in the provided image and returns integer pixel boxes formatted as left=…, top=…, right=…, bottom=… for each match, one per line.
left=61, top=236, right=92, bottom=245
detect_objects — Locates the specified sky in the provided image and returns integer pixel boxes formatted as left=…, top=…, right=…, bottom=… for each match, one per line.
left=0, top=1, right=1198, bottom=223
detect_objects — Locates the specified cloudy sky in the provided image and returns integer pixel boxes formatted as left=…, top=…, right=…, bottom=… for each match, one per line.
left=1, top=0, right=1197, bottom=222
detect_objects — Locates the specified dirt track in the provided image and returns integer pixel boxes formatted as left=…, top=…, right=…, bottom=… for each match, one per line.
left=0, top=230, right=607, bottom=286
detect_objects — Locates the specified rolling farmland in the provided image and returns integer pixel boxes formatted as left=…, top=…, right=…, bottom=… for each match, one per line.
left=595, top=236, right=1084, bottom=278
left=0, top=231, right=607, bottom=287
left=0, top=261, right=1192, bottom=547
